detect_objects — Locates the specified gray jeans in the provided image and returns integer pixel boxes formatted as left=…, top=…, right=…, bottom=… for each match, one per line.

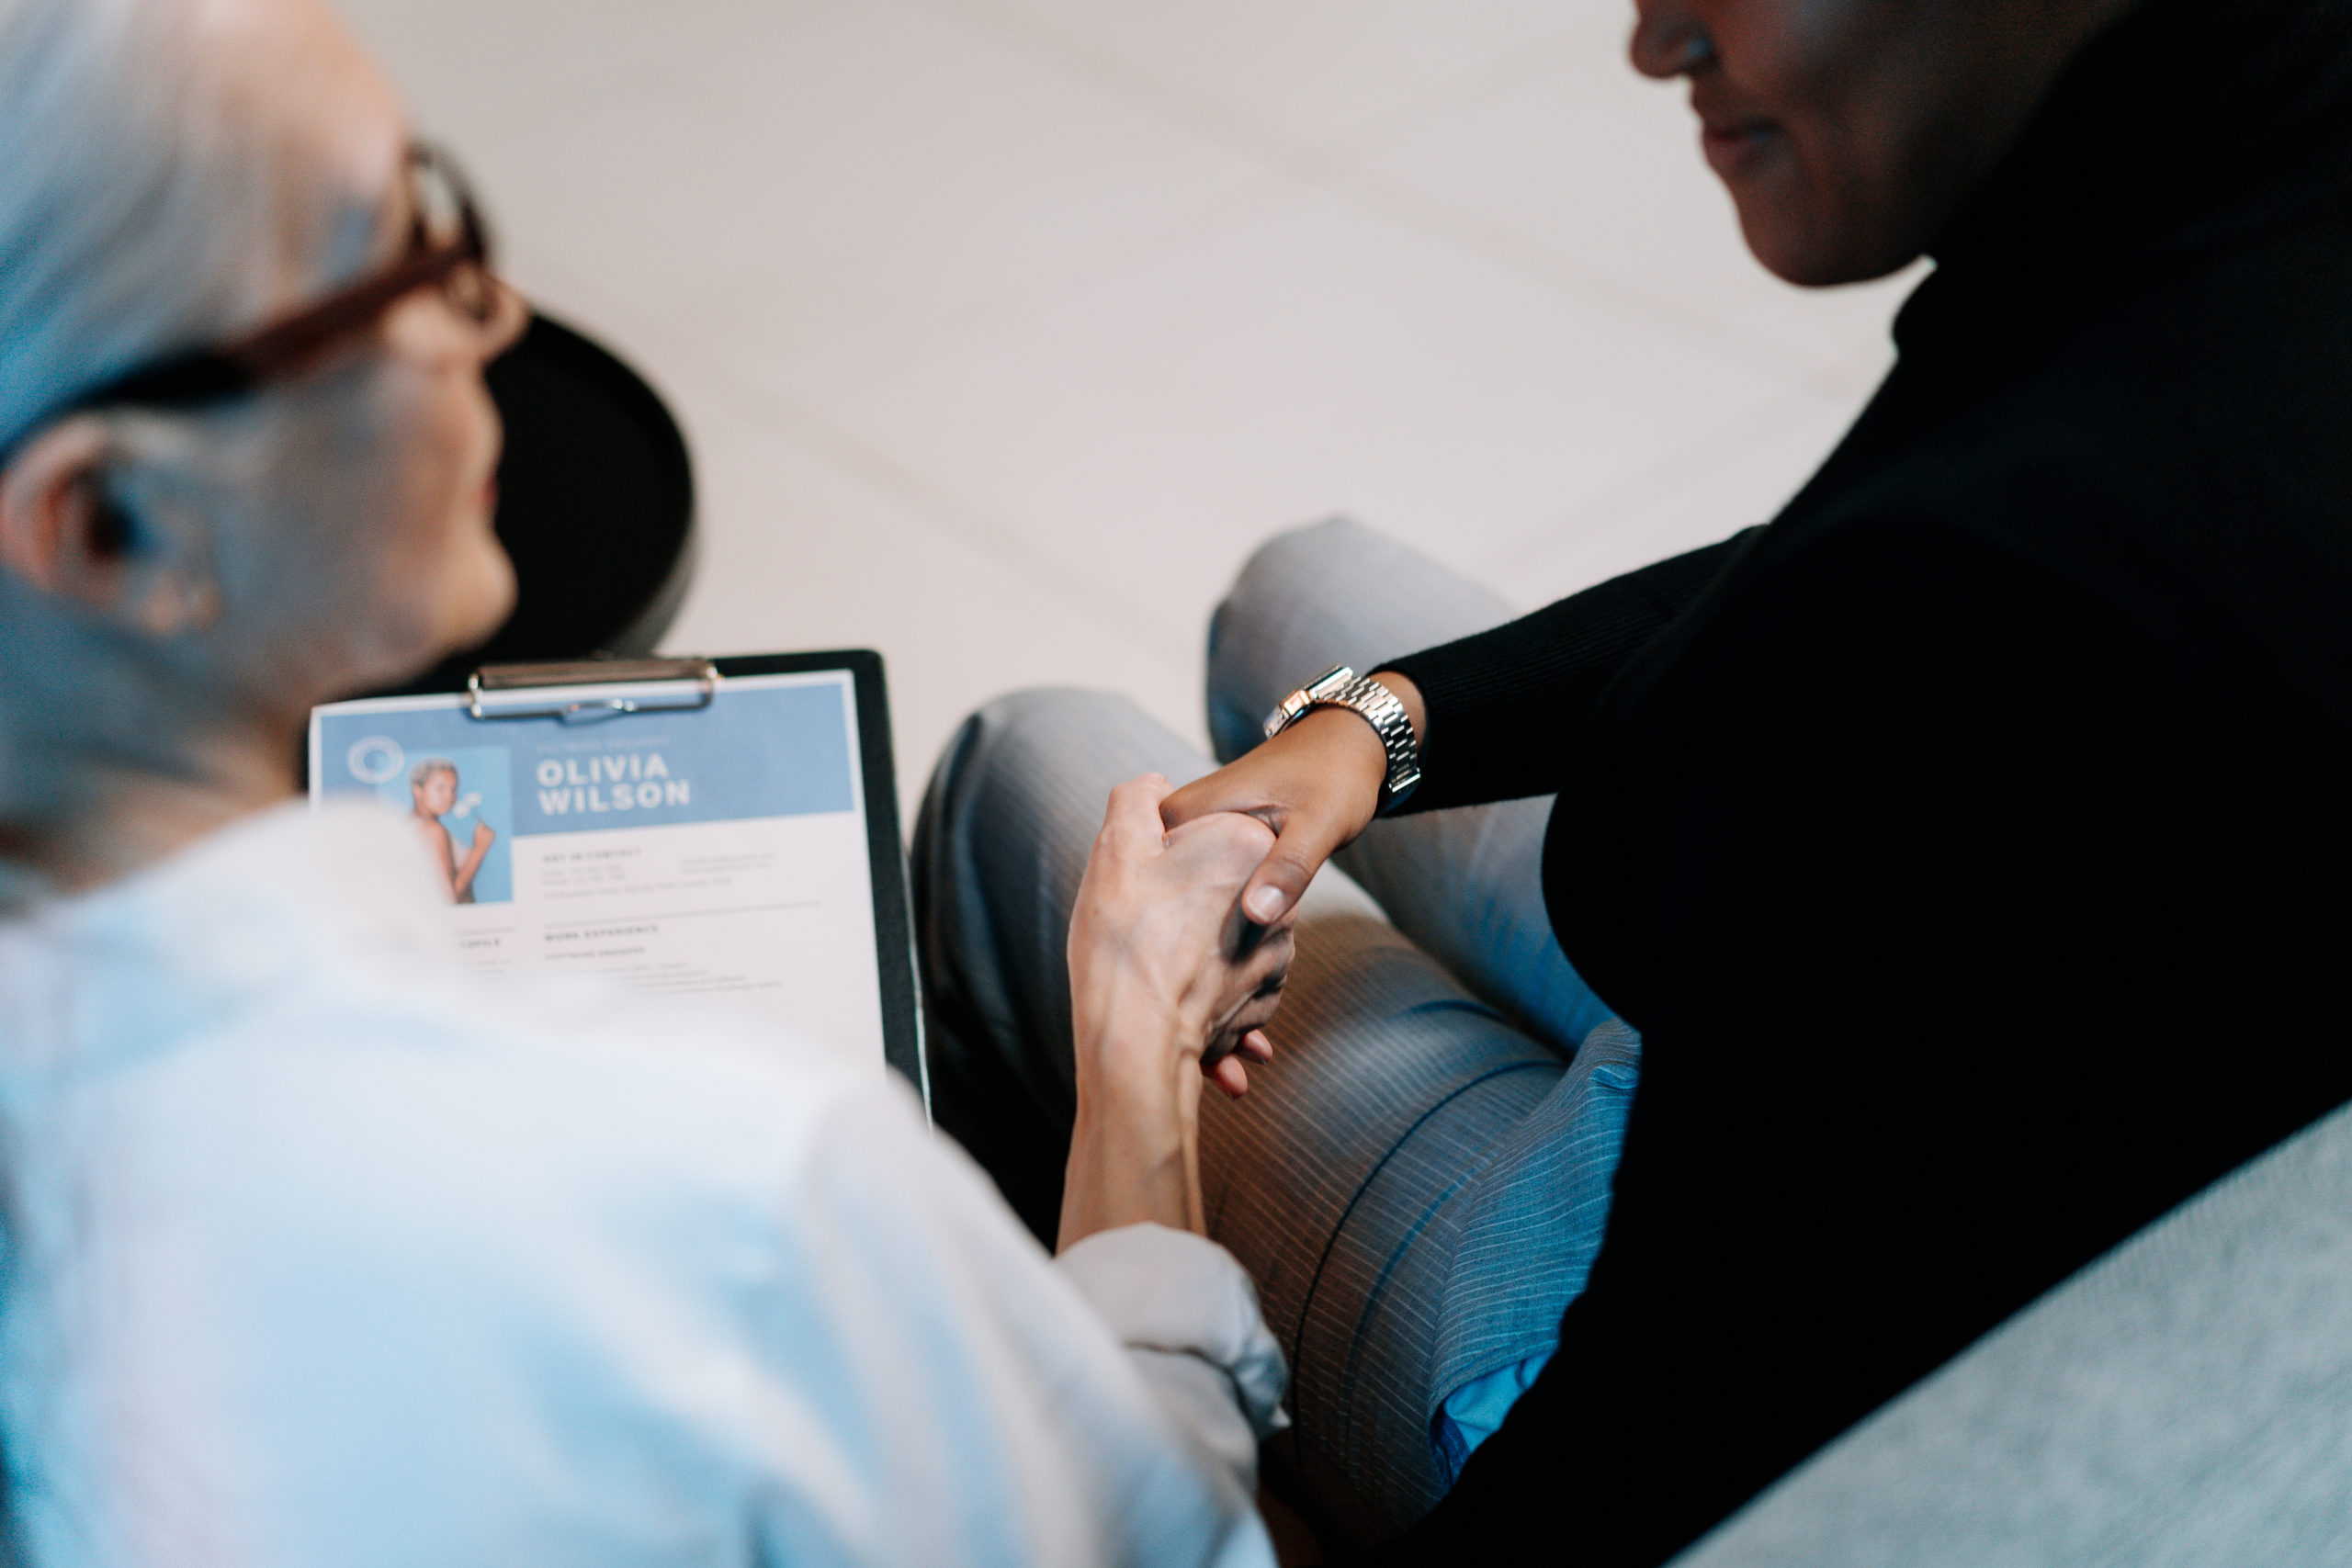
left=911, top=520, right=1638, bottom=1542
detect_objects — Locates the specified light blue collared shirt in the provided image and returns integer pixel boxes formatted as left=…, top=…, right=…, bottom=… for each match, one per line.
left=0, top=802, right=1282, bottom=1567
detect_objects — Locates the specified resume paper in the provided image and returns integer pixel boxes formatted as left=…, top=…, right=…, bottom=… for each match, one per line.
left=309, top=671, right=886, bottom=1067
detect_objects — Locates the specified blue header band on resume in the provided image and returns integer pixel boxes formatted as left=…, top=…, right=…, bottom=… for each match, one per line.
left=316, top=682, right=856, bottom=832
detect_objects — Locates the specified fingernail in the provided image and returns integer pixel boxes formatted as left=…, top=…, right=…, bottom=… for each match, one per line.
left=1247, top=886, right=1286, bottom=923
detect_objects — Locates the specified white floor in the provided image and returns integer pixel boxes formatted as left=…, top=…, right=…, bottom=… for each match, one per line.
left=335, top=0, right=1921, bottom=821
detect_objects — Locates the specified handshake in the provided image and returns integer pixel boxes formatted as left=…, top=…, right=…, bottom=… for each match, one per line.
left=1056, top=774, right=1295, bottom=1251
left=1057, top=682, right=1418, bottom=1253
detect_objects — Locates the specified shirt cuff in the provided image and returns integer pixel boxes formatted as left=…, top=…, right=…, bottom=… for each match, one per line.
left=1056, top=1223, right=1291, bottom=1441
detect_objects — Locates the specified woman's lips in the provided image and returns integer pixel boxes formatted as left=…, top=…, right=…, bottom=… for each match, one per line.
left=1701, top=119, right=1780, bottom=182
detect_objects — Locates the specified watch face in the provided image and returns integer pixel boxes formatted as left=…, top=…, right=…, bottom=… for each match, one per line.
left=1269, top=666, right=1360, bottom=739
left=1305, top=665, right=1356, bottom=701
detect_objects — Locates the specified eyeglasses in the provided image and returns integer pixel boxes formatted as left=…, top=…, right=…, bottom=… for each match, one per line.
left=31, top=141, right=500, bottom=430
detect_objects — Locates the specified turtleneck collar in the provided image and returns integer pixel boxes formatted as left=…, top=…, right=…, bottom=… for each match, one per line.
left=1896, top=0, right=2352, bottom=358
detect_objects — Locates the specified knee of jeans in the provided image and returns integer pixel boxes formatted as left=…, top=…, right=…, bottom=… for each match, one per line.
left=1215, top=519, right=1381, bottom=651
left=927, top=686, right=1210, bottom=838
left=922, top=689, right=1121, bottom=834
left=941, top=691, right=1133, bottom=804
left=1238, top=516, right=1382, bottom=591
left=1208, top=516, right=1381, bottom=761
left=968, top=687, right=1139, bottom=759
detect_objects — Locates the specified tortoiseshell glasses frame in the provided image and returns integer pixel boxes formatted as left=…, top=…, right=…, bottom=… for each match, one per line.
left=41, top=141, right=499, bottom=427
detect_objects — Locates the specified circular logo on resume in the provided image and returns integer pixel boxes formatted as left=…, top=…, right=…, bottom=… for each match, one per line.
left=346, top=735, right=405, bottom=785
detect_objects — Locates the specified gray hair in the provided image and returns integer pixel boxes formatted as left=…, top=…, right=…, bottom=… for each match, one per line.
left=0, top=0, right=379, bottom=453
left=0, top=0, right=395, bottom=833
left=410, top=756, right=456, bottom=790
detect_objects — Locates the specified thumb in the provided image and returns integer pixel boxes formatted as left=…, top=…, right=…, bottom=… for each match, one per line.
left=1239, top=811, right=1347, bottom=925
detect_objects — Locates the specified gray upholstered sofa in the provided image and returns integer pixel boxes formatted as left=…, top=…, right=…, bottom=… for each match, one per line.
left=1673, top=1100, right=2352, bottom=1565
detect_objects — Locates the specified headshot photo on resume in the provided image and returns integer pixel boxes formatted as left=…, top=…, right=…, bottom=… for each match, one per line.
left=407, top=756, right=494, bottom=904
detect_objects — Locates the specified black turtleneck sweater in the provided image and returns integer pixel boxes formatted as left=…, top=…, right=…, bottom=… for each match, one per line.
left=1369, top=1, right=2352, bottom=1561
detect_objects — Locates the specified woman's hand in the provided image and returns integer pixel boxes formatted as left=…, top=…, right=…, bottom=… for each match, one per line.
left=1159, top=671, right=1425, bottom=926
left=1058, top=774, right=1295, bottom=1251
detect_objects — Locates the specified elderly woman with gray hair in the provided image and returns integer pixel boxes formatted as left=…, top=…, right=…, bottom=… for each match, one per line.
left=0, top=1, right=1300, bottom=1563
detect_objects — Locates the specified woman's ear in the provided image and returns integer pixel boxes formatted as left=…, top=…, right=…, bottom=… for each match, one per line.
left=0, top=417, right=221, bottom=636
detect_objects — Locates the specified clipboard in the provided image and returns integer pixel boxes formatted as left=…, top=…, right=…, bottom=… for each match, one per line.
left=307, top=651, right=927, bottom=1111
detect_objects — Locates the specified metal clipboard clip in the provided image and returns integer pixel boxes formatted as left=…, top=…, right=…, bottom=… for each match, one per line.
left=466, top=657, right=720, bottom=724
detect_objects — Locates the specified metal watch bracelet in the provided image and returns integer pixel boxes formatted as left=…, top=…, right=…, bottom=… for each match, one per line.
left=1260, top=664, right=1422, bottom=814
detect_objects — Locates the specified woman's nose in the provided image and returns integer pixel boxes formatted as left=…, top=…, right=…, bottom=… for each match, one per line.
left=1629, top=1, right=1713, bottom=81
left=478, top=276, right=530, bottom=362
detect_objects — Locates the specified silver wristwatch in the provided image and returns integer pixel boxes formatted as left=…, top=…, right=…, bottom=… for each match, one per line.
left=1261, top=664, right=1422, bottom=814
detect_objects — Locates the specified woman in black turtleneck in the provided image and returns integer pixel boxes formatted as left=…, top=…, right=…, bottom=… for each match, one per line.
left=1160, top=0, right=2352, bottom=1560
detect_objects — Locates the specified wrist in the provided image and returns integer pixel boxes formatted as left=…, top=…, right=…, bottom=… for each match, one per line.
left=1077, top=968, right=1214, bottom=1070
left=1071, top=1003, right=1193, bottom=1133
left=1263, top=665, right=1422, bottom=815
left=1291, top=707, right=1387, bottom=824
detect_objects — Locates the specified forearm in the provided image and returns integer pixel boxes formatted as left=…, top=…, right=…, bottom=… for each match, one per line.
left=1060, top=1109, right=1197, bottom=1251
left=1059, top=997, right=1206, bottom=1251
left=1380, top=529, right=1757, bottom=812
